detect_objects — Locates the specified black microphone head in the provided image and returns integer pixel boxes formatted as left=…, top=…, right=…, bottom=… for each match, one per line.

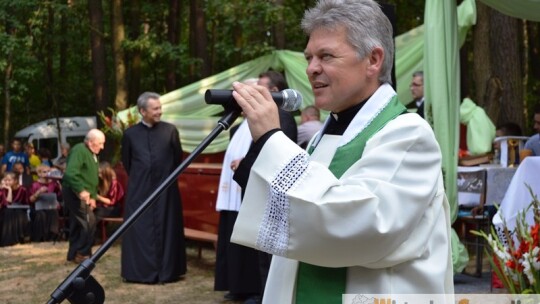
left=281, top=89, right=303, bottom=112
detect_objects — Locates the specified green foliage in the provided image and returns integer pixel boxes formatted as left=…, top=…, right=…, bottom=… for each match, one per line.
left=0, top=1, right=317, bottom=141
left=0, top=0, right=537, bottom=147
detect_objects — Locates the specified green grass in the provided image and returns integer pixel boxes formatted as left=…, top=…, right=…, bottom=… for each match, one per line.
left=0, top=240, right=236, bottom=304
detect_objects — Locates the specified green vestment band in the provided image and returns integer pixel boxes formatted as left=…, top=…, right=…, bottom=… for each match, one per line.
left=296, top=95, right=406, bottom=304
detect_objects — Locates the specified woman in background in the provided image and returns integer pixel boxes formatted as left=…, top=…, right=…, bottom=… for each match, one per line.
left=94, top=161, right=124, bottom=220
left=0, top=172, right=29, bottom=246
left=29, top=165, right=62, bottom=242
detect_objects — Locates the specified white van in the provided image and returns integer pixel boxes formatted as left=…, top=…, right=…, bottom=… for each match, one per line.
left=14, top=116, right=96, bottom=161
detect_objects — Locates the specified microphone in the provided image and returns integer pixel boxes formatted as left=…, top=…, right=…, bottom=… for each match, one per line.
left=205, top=89, right=303, bottom=112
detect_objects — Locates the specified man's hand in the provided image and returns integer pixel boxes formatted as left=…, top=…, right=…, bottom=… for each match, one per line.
left=232, top=81, right=280, bottom=142
left=79, top=190, right=90, bottom=203
left=88, top=198, right=97, bottom=210
left=230, top=158, right=243, bottom=171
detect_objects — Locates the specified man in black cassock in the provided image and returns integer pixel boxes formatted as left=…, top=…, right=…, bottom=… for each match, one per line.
left=120, top=91, right=186, bottom=284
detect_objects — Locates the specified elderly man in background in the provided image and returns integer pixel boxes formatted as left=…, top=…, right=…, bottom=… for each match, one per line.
left=62, top=129, right=105, bottom=263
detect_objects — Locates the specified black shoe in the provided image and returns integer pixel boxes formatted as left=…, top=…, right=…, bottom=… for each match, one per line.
left=244, top=296, right=261, bottom=304
left=224, top=292, right=252, bottom=301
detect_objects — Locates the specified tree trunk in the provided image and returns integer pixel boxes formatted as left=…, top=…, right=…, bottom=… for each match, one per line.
left=128, top=0, right=141, bottom=103
left=111, top=0, right=128, bottom=110
left=489, top=9, right=523, bottom=127
left=528, top=22, right=540, bottom=101
left=189, top=0, right=210, bottom=81
left=88, top=0, right=109, bottom=114
left=273, top=0, right=285, bottom=49
left=473, top=2, right=495, bottom=117
left=166, top=0, right=179, bottom=92
left=46, top=4, right=64, bottom=142
left=3, top=54, right=13, bottom=146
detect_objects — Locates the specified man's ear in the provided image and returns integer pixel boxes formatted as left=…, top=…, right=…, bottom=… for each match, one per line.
left=366, top=47, right=384, bottom=77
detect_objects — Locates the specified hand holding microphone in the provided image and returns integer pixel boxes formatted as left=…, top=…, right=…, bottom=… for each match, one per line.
left=205, top=86, right=302, bottom=112
left=205, top=82, right=303, bottom=141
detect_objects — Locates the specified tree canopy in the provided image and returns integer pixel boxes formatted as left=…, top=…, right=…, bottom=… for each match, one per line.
left=0, top=0, right=538, bottom=146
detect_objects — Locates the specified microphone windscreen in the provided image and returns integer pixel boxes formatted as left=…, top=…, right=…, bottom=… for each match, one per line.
left=280, top=89, right=303, bottom=112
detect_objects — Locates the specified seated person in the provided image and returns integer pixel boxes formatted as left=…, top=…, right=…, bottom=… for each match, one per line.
left=524, top=104, right=540, bottom=156
left=94, top=161, right=124, bottom=220
left=29, top=165, right=62, bottom=242
left=0, top=172, right=29, bottom=246
left=472, top=122, right=523, bottom=217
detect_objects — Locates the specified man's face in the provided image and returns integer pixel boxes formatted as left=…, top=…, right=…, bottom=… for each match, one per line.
left=533, top=113, right=540, bottom=134
left=304, top=26, right=372, bottom=113
left=140, top=98, right=162, bottom=125
left=88, top=135, right=105, bottom=154
left=257, top=77, right=278, bottom=92
left=12, top=141, right=22, bottom=152
left=410, top=75, right=424, bottom=100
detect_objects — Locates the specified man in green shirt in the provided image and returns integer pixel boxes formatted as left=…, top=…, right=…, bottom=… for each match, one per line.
left=62, top=129, right=105, bottom=263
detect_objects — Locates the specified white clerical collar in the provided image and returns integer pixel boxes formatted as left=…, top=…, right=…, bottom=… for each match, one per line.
left=339, top=83, right=396, bottom=147
left=141, top=120, right=154, bottom=128
left=416, top=97, right=424, bottom=108
left=312, top=83, right=396, bottom=149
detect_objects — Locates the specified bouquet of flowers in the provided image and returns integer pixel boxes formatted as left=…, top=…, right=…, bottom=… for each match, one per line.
left=473, top=186, right=540, bottom=294
left=97, top=107, right=139, bottom=164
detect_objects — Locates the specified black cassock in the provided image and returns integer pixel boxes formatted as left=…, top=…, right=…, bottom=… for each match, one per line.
left=120, top=121, right=186, bottom=283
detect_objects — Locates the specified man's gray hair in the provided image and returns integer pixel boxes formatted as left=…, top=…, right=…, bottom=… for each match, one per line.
left=85, top=129, right=105, bottom=143
left=137, top=92, right=161, bottom=110
left=301, top=0, right=394, bottom=84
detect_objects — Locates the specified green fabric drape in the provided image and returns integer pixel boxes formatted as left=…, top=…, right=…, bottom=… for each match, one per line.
left=460, top=97, right=496, bottom=156
left=479, top=0, right=540, bottom=22
left=118, top=50, right=314, bottom=153
left=424, top=0, right=465, bottom=273
left=117, top=0, right=480, bottom=155
left=395, top=0, right=476, bottom=106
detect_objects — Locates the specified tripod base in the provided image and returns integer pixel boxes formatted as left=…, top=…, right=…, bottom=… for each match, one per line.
left=67, top=275, right=105, bottom=304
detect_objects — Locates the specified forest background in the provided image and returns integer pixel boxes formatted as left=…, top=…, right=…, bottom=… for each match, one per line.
left=0, top=0, right=538, bottom=151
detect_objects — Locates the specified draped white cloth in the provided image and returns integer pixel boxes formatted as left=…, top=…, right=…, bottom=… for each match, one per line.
left=215, top=120, right=252, bottom=211
left=493, top=157, right=540, bottom=240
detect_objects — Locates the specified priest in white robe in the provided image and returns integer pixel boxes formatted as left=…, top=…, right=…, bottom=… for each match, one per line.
left=228, top=1, right=454, bottom=303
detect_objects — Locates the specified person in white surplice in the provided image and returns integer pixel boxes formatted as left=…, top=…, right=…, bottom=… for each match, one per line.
left=229, top=0, right=454, bottom=303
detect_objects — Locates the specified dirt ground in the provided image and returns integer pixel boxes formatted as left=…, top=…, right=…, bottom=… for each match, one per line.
left=0, top=240, right=238, bottom=304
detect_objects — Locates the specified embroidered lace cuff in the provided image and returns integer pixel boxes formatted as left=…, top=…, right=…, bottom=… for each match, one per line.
left=256, top=152, right=309, bottom=256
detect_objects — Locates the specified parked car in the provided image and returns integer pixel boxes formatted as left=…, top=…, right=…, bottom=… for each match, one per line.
left=14, top=116, right=96, bottom=162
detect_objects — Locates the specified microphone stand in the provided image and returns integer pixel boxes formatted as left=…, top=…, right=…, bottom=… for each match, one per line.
left=47, top=110, right=241, bottom=304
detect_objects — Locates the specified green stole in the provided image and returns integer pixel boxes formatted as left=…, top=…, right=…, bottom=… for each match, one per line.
left=295, top=95, right=406, bottom=304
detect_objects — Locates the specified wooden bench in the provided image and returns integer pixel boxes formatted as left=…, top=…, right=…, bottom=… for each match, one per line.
left=184, top=227, right=218, bottom=258
left=99, top=218, right=217, bottom=258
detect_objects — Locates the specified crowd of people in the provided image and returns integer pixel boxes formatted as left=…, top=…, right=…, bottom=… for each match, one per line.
left=0, top=139, right=67, bottom=246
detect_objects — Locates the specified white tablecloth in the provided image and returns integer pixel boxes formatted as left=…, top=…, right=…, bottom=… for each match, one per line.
left=484, top=165, right=517, bottom=206
left=493, top=156, right=540, bottom=237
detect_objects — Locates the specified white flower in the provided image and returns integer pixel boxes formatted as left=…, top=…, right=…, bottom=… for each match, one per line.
left=522, top=254, right=533, bottom=283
